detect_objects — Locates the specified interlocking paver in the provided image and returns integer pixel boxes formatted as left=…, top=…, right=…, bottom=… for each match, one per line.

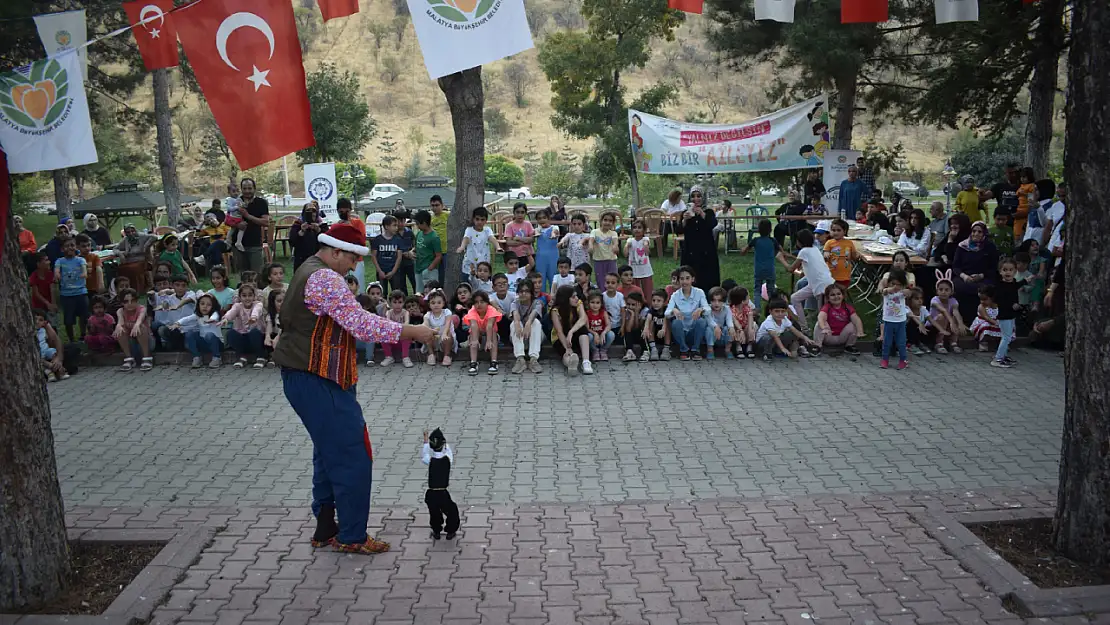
left=51, top=350, right=1063, bottom=509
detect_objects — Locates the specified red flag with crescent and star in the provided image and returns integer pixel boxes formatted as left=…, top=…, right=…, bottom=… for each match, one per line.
left=842, top=0, right=888, bottom=23
left=318, top=0, right=359, bottom=22
left=175, top=0, right=314, bottom=170
left=667, top=0, right=703, bottom=14
left=123, top=0, right=179, bottom=70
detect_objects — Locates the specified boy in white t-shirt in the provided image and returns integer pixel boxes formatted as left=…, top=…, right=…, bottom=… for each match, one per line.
left=787, top=229, right=834, bottom=333
left=503, top=251, right=532, bottom=293
left=600, top=272, right=625, bottom=335
left=550, top=256, right=576, bottom=299
left=756, top=298, right=816, bottom=361
left=455, top=206, right=501, bottom=281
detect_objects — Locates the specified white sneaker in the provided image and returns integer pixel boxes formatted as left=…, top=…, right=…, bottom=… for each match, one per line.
left=582, top=360, right=594, bottom=375
left=234, top=241, right=246, bottom=252
left=209, top=357, right=222, bottom=369
left=380, top=357, right=395, bottom=367
left=622, top=349, right=636, bottom=362
left=402, top=357, right=414, bottom=368
left=191, top=356, right=203, bottom=368
left=366, top=359, right=376, bottom=366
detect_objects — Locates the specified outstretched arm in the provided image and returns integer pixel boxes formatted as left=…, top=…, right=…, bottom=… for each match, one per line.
left=305, top=268, right=404, bottom=344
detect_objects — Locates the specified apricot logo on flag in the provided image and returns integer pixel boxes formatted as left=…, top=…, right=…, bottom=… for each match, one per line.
left=0, top=59, right=73, bottom=133
left=427, top=0, right=501, bottom=28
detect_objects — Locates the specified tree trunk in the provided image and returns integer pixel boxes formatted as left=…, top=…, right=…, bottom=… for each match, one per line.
left=832, top=72, right=858, bottom=150
left=52, top=169, right=71, bottom=222
left=154, top=69, right=181, bottom=228
left=1024, top=0, right=1065, bottom=177
left=0, top=152, right=71, bottom=611
left=1053, top=0, right=1110, bottom=568
left=74, top=169, right=85, bottom=202
left=628, top=165, right=640, bottom=214
left=437, top=67, right=484, bottom=296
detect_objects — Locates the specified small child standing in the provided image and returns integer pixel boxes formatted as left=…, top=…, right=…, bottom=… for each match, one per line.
left=880, top=269, right=909, bottom=370
left=502, top=202, right=536, bottom=267
left=356, top=292, right=379, bottom=365
left=741, top=218, right=786, bottom=311
left=646, top=289, right=672, bottom=361
left=422, top=428, right=460, bottom=541
left=456, top=207, right=500, bottom=282
left=263, top=290, right=284, bottom=366
left=586, top=212, right=621, bottom=280
left=624, top=220, right=655, bottom=294
left=550, top=257, right=576, bottom=300
left=54, top=237, right=89, bottom=342
left=573, top=263, right=594, bottom=300
left=85, top=296, right=117, bottom=354
left=622, top=291, right=650, bottom=362
left=381, top=291, right=414, bottom=368
left=534, top=209, right=561, bottom=291
left=617, top=265, right=645, bottom=300
left=1015, top=167, right=1037, bottom=241
left=990, top=258, right=1025, bottom=368
left=558, top=214, right=592, bottom=272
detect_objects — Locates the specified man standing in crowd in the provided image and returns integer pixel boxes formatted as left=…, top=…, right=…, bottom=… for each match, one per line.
left=857, top=156, right=877, bottom=196
left=429, top=195, right=449, bottom=284
left=802, top=169, right=826, bottom=206
left=274, top=223, right=433, bottom=555
left=838, top=164, right=868, bottom=220
left=984, top=163, right=1021, bottom=226
left=927, top=200, right=949, bottom=254
left=336, top=198, right=367, bottom=292
left=235, top=178, right=270, bottom=273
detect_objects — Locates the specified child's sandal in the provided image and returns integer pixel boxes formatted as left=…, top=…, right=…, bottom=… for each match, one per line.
left=119, top=358, right=135, bottom=372
left=139, top=357, right=153, bottom=371
left=234, top=358, right=247, bottom=369
left=441, top=355, right=452, bottom=367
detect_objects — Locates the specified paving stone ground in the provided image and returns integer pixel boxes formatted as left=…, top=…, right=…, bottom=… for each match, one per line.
left=52, top=348, right=1065, bottom=509
left=45, top=349, right=1091, bottom=624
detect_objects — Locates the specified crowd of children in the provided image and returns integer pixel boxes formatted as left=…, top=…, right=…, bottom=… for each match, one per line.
left=31, top=192, right=1059, bottom=380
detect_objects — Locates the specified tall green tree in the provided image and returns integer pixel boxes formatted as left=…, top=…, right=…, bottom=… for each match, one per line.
left=378, top=130, right=400, bottom=180
left=706, top=0, right=923, bottom=150
left=297, top=63, right=377, bottom=164
left=484, top=154, right=524, bottom=192
left=537, top=0, right=682, bottom=206
left=531, top=151, right=577, bottom=197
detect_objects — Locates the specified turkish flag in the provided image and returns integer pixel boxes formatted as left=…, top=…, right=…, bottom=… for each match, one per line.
left=318, top=0, right=359, bottom=22
left=842, top=0, right=888, bottom=22
left=668, top=0, right=703, bottom=14
left=175, top=0, right=314, bottom=170
left=123, top=0, right=179, bottom=70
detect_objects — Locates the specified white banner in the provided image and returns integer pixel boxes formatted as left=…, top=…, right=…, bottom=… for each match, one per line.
left=629, top=95, right=829, bottom=175
left=304, top=162, right=338, bottom=218
left=935, top=0, right=978, bottom=23
left=755, top=0, right=796, bottom=23
left=0, top=53, right=97, bottom=174
left=407, top=0, right=534, bottom=79
left=34, top=10, right=88, bottom=80
left=821, top=149, right=862, bottom=217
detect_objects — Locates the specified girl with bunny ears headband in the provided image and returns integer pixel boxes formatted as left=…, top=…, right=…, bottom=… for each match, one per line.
left=928, top=269, right=967, bottom=354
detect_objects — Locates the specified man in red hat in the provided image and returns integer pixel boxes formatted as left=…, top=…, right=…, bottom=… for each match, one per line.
left=274, top=217, right=433, bottom=555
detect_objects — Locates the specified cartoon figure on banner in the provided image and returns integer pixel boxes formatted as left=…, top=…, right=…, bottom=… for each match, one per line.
left=799, top=145, right=820, bottom=166
left=630, top=114, right=652, bottom=172
left=808, top=101, right=830, bottom=161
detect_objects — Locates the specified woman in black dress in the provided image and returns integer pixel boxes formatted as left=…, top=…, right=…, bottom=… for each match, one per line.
left=289, top=202, right=329, bottom=271
left=679, top=188, right=720, bottom=290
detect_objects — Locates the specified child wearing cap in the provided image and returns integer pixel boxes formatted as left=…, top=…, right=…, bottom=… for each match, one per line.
left=422, top=428, right=460, bottom=541
left=822, top=219, right=858, bottom=288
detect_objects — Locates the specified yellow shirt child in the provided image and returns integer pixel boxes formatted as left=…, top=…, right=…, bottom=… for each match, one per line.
left=955, top=189, right=983, bottom=223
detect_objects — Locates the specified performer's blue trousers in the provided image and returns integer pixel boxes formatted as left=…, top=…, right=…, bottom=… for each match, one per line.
left=281, top=368, right=373, bottom=544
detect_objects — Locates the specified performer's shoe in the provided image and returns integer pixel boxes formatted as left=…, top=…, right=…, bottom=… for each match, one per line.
left=446, top=531, right=457, bottom=540
left=311, top=504, right=338, bottom=548
left=430, top=530, right=441, bottom=541
left=335, top=537, right=391, bottom=554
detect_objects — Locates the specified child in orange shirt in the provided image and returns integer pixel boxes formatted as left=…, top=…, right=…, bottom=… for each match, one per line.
left=1015, top=167, right=1037, bottom=241
left=822, top=219, right=858, bottom=287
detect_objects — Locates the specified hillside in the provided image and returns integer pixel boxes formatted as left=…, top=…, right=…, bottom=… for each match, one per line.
left=139, top=0, right=954, bottom=197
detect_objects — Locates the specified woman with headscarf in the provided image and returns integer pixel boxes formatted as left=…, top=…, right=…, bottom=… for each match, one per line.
left=81, top=214, right=113, bottom=249
left=680, top=187, right=720, bottom=290
left=951, top=220, right=999, bottom=322
left=922, top=213, right=970, bottom=300
left=290, top=202, right=330, bottom=271
left=115, top=223, right=158, bottom=292
left=547, top=195, right=568, bottom=237
left=44, top=222, right=71, bottom=267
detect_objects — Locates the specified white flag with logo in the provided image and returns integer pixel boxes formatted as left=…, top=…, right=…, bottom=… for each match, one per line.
left=304, top=162, right=338, bottom=217
left=34, top=9, right=88, bottom=80
left=406, top=0, right=534, bottom=79
left=755, top=0, right=796, bottom=23
left=935, top=0, right=978, bottom=24
left=0, top=52, right=97, bottom=174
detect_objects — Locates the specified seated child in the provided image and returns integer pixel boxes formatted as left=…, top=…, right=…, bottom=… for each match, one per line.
left=489, top=273, right=517, bottom=346
left=34, top=309, right=69, bottom=381
left=223, top=283, right=266, bottom=369
left=264, top=290, right=284, bottom=366
left=813, top=283, right=862, bottom=355
left=756, top=299, right=815, bottom=361
left=113, top=287, right=153, bottom=371
left=727, top=286, right=758, bottom=358
left=345, top=274, right=360, bottom=296
left=509, top=281, right=544, bottom=373
left=259, top=262, right=286, bottom=301
left=622, top=291, right=650, bottom=362
left=969, top=284, right=1002, bottom=352
left=665, top=268, right=680, bottom=300
left=85, top=296, right=118, bottom=354
left=550, top=256, right=576, bottom=301
left=905, top=287, right=930, bottom=355
left=423, top=289, right=456, bottom=367
left=573, top=263, right=594, bottom=301
left=550, top=285, right=592, bottom=376
left=380, top=291, right=414, bottom=368
left=450, top=283, right=473, bottom=348
left=705, top=286, right=734, bottom=359
left=601, top=273, right=625, bottom=341
left=173, top=292, right=224, bottom=368
left=584, top=289, right=613, bottom=362
left=646, top=288, right=672, bottom=361
left=464, top=291, right=502, bottom=375
left=422, top=428, right=460, bottom=541
left=929, top=271, right=966, bottom=353
left=469, top=261, right=494, bottom=295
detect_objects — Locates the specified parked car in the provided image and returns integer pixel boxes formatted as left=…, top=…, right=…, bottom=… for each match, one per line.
left=891, top=181, right=928, bottom=197
left=368, top=184, right=405, bottom=201
left=759, top=186, right=781, bottom=196
left=508, top=187, right=531, bottom=200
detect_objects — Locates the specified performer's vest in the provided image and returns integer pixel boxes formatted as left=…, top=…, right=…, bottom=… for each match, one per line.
left=273, top=255, right=359, bottom=389
left=428, top=455, right=451, bottom=489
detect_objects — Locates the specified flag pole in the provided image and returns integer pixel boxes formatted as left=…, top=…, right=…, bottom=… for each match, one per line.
left=282, top=154, right=290, bottom=209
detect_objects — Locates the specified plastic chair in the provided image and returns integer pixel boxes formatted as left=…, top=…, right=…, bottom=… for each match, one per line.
left=365, top=212, right=386, bottom=238
left=274, top=215, right=297, bottom=257
left=636, top=208, right=666, bottom=257
left=745, top=205, right=768, bottom=245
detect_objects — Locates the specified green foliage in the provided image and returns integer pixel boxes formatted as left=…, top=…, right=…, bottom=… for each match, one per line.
left=503, top=61, right=534, bottom=108
left=403, top=154, right=425, bottom=185
left=11, top=174, right=50, bottom=216
left=84, top=106, right=156, bottom=188
left=199, top=110, right=237, bottom=183
left=484, top=154, right=525, bottom=191
left=531, top=151, right=578, bottom=197
left=297, top=63, right=377, bottom=164
left=378, top=130, right=400, bottom=179
left=430, top=141, right=457, bottom=178
left=948, top=126, right=1024, bottom=187
left=537, top=0, right=682, bottom=188
left=293, top=7, right=322, bottom=53
left=612, top=172, right=682, bottom=209
left=336, top=163, right=378, bottom=200
left=485, top=107, right=512, bottom=153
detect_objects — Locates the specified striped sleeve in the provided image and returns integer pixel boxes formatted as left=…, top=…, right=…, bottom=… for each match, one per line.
left=304, top=269, right=403, bottom=344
